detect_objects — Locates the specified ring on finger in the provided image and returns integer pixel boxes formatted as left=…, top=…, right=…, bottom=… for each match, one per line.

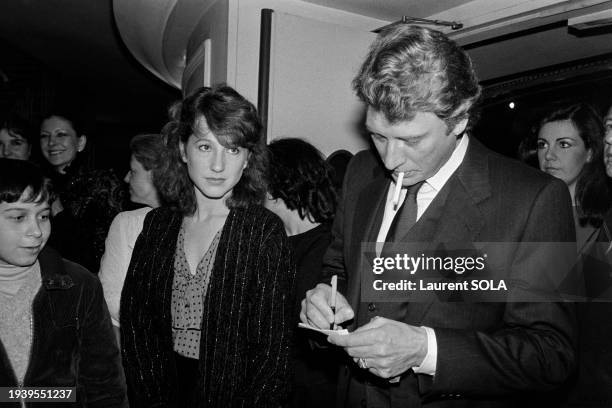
left=358, top=358, right=368, bottom=370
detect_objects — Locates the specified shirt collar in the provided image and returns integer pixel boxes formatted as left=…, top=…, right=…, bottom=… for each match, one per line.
left=424, top=134, right=469, bottom=192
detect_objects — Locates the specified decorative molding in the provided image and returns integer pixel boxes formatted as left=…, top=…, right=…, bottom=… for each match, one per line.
left=434, top=0, right=612, bottom=45
left=482, top=53, right=612, bottom=100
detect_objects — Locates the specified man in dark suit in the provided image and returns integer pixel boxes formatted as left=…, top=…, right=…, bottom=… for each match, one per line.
left=300, top=25, right=577, bottom=407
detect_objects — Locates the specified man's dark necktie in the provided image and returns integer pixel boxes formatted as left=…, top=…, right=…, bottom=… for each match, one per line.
left=385, top=181, right=424, bottom=246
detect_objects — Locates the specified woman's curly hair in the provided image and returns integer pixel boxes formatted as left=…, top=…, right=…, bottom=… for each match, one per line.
left=267, top=138, right=337, bottom=224
left=158, top=85, right=267, bottom=215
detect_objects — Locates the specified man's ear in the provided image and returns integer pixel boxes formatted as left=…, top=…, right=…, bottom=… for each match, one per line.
left=77, top=135, right=87, bottom=152
left=450, top=118, right=469, bottom=137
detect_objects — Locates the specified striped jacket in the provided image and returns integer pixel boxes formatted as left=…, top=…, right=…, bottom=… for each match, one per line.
left=120, top=206, right=295, bottom=407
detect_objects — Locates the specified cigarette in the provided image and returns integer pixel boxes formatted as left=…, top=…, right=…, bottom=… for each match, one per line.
left=392, top=172, right=404, bottom=209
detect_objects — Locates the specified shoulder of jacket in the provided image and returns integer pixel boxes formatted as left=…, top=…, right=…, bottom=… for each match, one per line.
left=235, top=205, right=284, bottom=230
left=58, top=258, right=100, bottom=290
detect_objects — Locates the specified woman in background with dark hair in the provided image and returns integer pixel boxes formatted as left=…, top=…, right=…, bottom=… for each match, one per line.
left=39, top=110, right=125, bottom=272
left=532, top=103, right=610, bottom=251
left=120, top=85, right=294, bottom=408
left=265, top=138, right=339, bottom=408
left=99, top=134, right=167, bottom=342
left=0, top=114, right=33, bottom=160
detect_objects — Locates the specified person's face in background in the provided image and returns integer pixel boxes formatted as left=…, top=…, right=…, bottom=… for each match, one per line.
left=0, top=190, right=50, bottom=267
left=124, top=155, right=159, bottom=208
left=40, top=116, right=86, bottom=174
left=366, top=108, right=467, bottom=187
left=604, top=105, right=612, bottom=178
left=537, top=120, right=592, bottom=190
left=0, top=128, right=30, bottom=160
left=180, top=117, right=249, bottom=203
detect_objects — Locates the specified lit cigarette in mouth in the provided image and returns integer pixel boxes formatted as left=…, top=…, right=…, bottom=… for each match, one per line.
left=392, top=172, right=404, bottom=209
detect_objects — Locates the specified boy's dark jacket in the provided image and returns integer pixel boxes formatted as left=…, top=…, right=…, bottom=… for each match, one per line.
left=0, top=246, right=128, bottom=407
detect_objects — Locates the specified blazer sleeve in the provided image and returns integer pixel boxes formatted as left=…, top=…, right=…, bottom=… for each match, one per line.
left=320, top=153, right=365, bottom=293
left=422, top=178, right=577, bottom=397
left=78, top=273, right=129, bottom=407
left=241, top=218, right=296, bottom=407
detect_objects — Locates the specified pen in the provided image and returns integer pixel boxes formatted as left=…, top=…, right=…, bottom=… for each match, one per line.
left=330, top=275, right=338, bottom=330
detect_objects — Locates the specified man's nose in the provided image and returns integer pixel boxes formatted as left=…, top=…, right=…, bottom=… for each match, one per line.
left=381, top=140, right=405, bottom=171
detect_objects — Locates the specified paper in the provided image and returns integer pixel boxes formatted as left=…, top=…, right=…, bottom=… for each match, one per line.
left=298, top=322, right=348, bottom=336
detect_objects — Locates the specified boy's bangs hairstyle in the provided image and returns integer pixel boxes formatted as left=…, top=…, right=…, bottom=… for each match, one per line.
left=160, top=85, right=267, bottom=215
left=353, top=24, right=481, bottom=131
left=0, top=159, right=53, bottom=205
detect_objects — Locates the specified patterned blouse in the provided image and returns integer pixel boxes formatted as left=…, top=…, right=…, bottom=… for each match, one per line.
left=171, top=226, right=221, bottom=359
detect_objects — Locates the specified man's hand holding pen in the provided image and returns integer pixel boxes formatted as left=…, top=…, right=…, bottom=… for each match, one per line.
left=300, top=282, right=354, bottom=330
left=300, top=282, right=427, bottom=382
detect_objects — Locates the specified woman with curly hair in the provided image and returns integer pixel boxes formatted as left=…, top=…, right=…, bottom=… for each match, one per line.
left=39, top=109, right=126, bottom=272
left=120, top=85, right=295, bottom=408
left=265, top=138, right=339, bottom=408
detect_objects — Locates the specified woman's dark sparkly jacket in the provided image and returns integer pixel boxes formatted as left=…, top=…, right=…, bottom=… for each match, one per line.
left=121, top=206, right=296, bottom=408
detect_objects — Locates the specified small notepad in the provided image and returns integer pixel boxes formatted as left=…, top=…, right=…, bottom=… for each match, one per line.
left=298, top=322, right=349, bottom=336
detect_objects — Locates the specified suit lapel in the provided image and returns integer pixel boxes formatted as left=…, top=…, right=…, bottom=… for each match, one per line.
left=429, top=137, right=491, bottom=243
left=406, top=138, right=492, bottom=324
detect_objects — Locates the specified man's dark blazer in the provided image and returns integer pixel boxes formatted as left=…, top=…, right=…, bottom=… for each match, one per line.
left=321, top=137, right=577, bottom=407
